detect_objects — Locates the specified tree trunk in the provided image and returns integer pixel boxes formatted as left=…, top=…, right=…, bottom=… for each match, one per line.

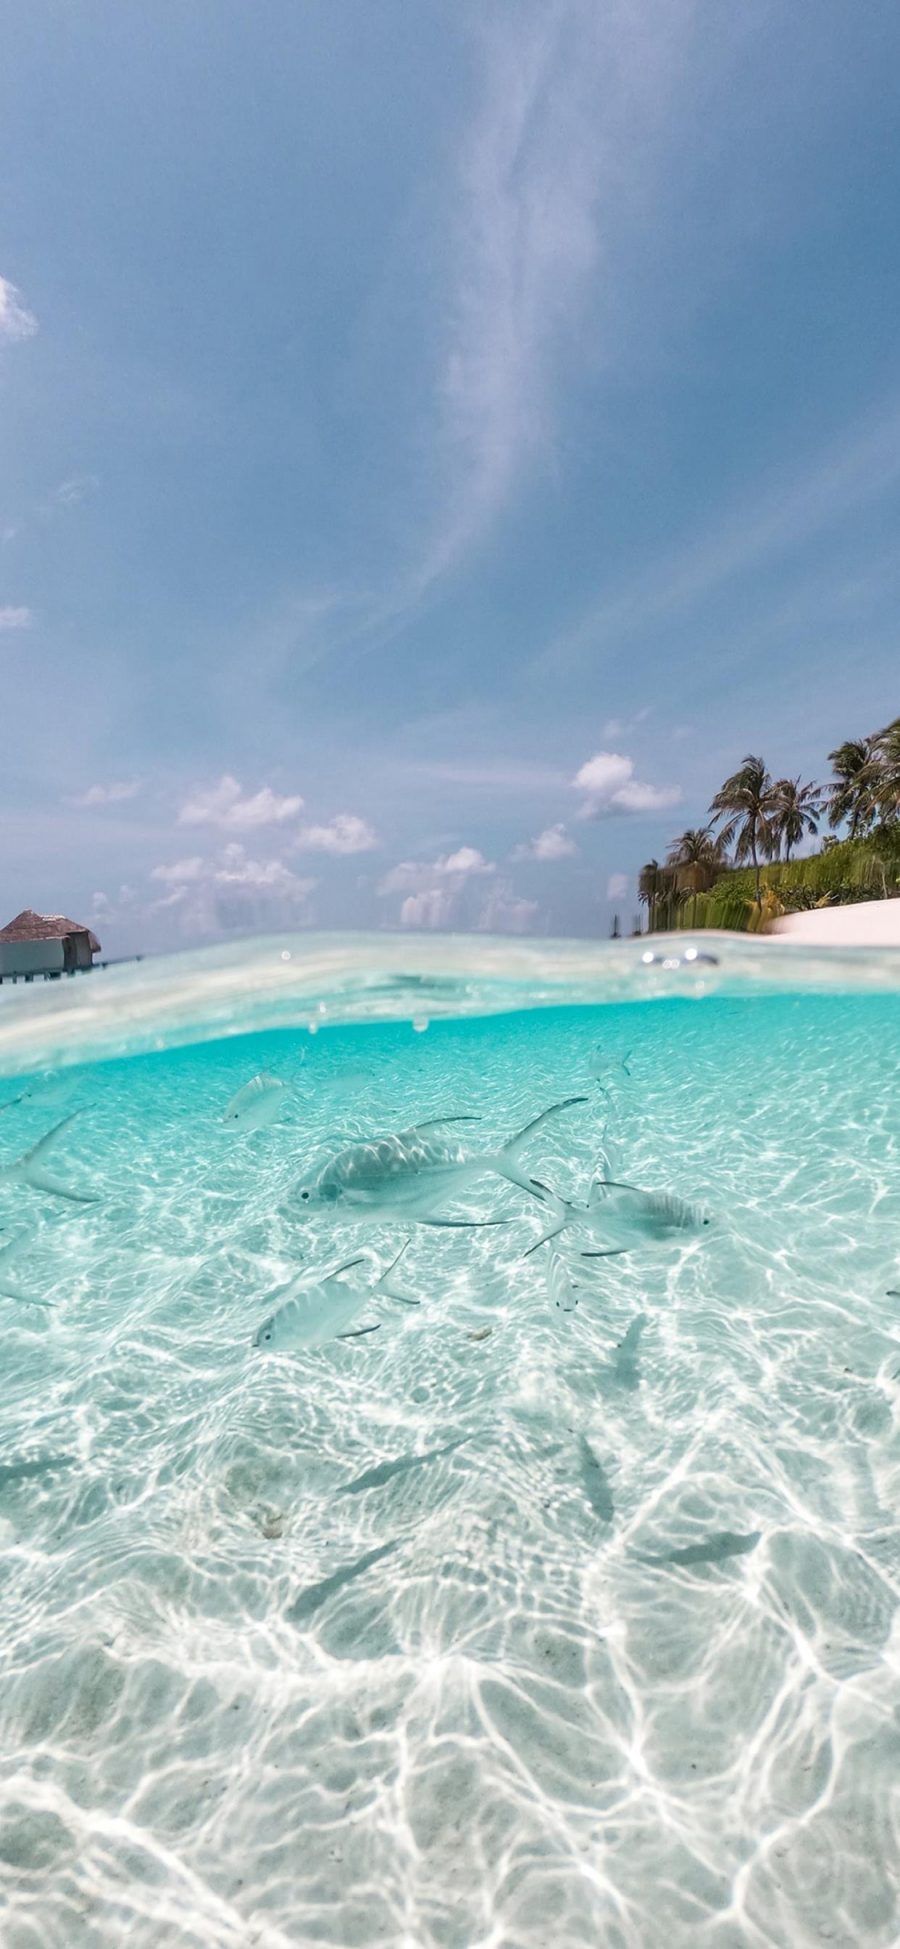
left=752, top=835, right=761, bottom=909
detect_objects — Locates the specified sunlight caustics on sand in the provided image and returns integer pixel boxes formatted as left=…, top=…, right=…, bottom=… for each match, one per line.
left=0, top=934, right=898, bottom=1947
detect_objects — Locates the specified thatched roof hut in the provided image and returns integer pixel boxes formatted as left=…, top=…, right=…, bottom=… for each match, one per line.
left=0, top=910, right=101, bottom=978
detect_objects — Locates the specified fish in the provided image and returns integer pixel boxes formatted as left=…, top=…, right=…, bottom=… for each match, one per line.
left=0, top=1114, right=97, bottom=1204
left=0, top=1230, right=55, bottom=1306
left=335, top=1436, right=468, bottom=1496
left=610, top=1312, right=647, bottom=1390
left=546, top=1246, right=579, bottom=1312
left=292, top=1098, right=588, bottom=1224
left=0, top=1454, right=75, bottom=1490
left=222, top=1074, right=286, bottom=1132
left=252, top=1242, right=413, bottom=1352
left=526, top=1173, right=709, bottom=1256
left=577, top=1437, right=614, bottom=1521
left=640, top=1530, right=761, bottom=1569
left=287, top=1539, right=399, bottom=1623
left=466, top=1326, right=493, bottom=1342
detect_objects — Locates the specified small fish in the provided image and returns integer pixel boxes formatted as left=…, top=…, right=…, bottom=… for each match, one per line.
left=527, top=1174, right=709, bottom=1256
left=0, top=1454, right=75, bottom=1490
left=577, top=1437, right=614, bottom=1522
left=287, top=1539, right=399, bottom=1624
left=253, top=1243, right=412, bottom=1352
left=611, top=1312, right=647, bottom=1389
left=887, top=1290, right=900, bottom=1298
left=292, top=1098, right=588, bottom=1225
left=335, top=1436, right=468, bottom=1497
left=222, top=1074, right=286, bottom=1132
left=546, top=1246, right=579, bottom=1313
left=466, top=1326, right=493, bottom=1342
left=641, top=1530, right=761, bottom=1569
left=0, top=1114, right=96, bottom=1204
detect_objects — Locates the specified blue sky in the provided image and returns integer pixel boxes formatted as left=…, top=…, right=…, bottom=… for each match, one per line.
left=2, top=0, right=899, bottom=953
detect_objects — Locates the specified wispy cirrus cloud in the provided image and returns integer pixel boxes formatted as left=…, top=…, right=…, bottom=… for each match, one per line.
left=0, top=276, right=37, bottom=343
left=178, top=774, right=304, bottom=832
left=0, top=605, right=32, bottom=631
left=573, top=751, right=679, bottom=820
left=418, top=0, right=695, bottom=586
left=514, top=823, right=577, bottom=862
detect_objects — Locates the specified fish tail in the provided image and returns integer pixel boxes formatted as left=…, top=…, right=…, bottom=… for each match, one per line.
left=4, top=1114, right=98, bottom=1203
left=522, top=1180, right=570, bottom=1256
left=495, top=1096, right=587, bottom=1195
left=376, top=1240, right=420, bottom=1305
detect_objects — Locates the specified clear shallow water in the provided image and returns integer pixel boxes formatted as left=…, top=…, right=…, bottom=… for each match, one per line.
left=1, top=936, right=899, bottom=1948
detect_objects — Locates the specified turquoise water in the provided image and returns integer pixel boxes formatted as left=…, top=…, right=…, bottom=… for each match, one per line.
left=1, top=937, right=899, bottom=1947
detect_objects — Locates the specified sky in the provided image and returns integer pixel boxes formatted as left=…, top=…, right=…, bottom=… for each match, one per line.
left=2, top=0, right=899, bottom=955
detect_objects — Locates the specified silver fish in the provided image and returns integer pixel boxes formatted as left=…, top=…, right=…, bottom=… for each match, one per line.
left=222, top=1073, right=286, bottom=1132
left=527, top=1174, right=709, bottom=1255
left=293, top=1098, right=587, bottom=1223
left=336, top=1436, right=467, bottom=1497
left=610, top=1312, right=647, bottom=1390
left=546, top=1246, right=579, bottom=1312
left=0, top=1114, right=97, bottom=1204
left=577, top=1437, right=614, bottom=1522
left=253, top=1243, right=413, bottom=1352
left=640, top=1530, right=760, bottom=1569
left=287, top=1539, right=399, bottom=1623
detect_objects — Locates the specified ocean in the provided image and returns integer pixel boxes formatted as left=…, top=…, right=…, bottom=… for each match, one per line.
left=1, top=933, right=898, bottom=1948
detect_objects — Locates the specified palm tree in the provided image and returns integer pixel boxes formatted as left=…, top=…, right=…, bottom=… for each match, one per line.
left=827, top=737, right=877, bottom=838
left=665, top=827, right=726, bottom=926
left=709, top=755, right=779, bottom=910
left=772, top=777, right=822, bottom=861
left=871, top=717, right=900, bottom=826
left=637, top=859, right=676, bottom=932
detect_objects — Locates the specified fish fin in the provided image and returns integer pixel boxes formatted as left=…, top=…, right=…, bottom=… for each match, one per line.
left=329, top=1254, right=368, bottom=1279
left=412, top=1115, right=483, bottom=1133
left=337, top=1323, right=381, bottom=1340
left=5, top=1114, right=97, bottom=1203
left=580, top=1249, right=629, bottom=1259
left=495, top=1096, right=588, bottom=1196
left=521, top=1179, right=570, bottom=1255
left=416, top=1215, right=511, bottom=1230
left=376, top=1240, right=420, bottom=1304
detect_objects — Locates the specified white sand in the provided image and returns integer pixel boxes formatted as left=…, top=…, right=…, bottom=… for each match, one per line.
left=772, top=897, right=900, bottom=945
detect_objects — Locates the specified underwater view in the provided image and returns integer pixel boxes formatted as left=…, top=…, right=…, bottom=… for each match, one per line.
left=1, top=935, right=899, bottom=1949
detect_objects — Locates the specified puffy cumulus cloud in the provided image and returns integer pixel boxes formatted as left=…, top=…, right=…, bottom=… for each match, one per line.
left=293, top=814, right=378, bottom=856
left=70, top=780, right=140, bottom=808
left=0, top=605, right=32, bottom=631
left=514, top=823, right=577, bottom=862
left=399, top=889, right=455, bottom=930
left=212, top=843, right=314, bottom=896
left=379, top=846, right=495, bottom=897
left=0, top=276, right=37, bottom=342
left=477, top=881, right=540, bottom=936
left=573, top=751, right=680, bottom=820
left=150, top=857, right=206, bottom=886
left=607, top=872, right=628, bottom=900
left=178, top=774, right=304, bottom=831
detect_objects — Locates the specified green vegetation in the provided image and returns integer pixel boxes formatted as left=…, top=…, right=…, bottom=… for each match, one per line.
left=639, top=715, right=900, bottom=932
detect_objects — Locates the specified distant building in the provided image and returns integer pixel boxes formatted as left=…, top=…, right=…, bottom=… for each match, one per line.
left=0, top=909, right=101, bottom=981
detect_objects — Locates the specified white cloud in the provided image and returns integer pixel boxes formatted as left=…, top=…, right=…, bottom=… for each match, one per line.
left=293, top=814, right=378, bottom=856
left=379, top=846, right=495, bottom=897
left=438, top=846, right=494, bottom=876
left=212, top=843, right=314, bottom=897
left=178, top=774, right=304, bottom=831
left=399, top=889, right=455, bottom=930
left=150, top=857, right=206, bottom=886
left=0, top=276, right=37, bottom=343
left=607, top=873, right=628, bottom=901
left=573, top=750, right=679, bottom=820
left=71, top=780, right=140, bottom=808
left=477, top=882, right=540, bottom=935
left=0, top=605, right=31, bottom=631
left=53, top=475, right=99, bottom=506
left=514, top=823, right=577, bottom=862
